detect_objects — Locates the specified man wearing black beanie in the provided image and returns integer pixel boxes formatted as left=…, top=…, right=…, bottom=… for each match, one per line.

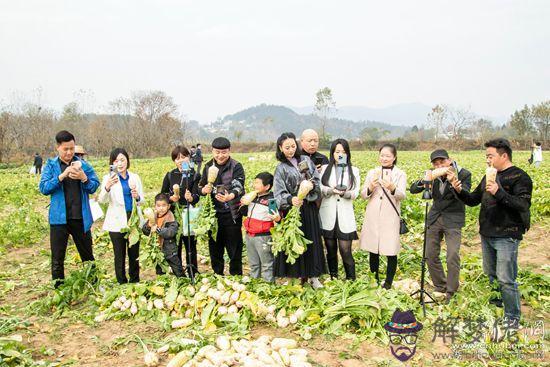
left=199, top=137, right=246, bottom=275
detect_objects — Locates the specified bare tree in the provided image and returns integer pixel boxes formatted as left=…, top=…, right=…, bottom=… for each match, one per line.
left=426, top=104, right=447, bottom=142
left=445, top=105, right=476, bottom=144
left=532, top=100, right=550, bottom=141
left=314, top=87, right=336, bottom=143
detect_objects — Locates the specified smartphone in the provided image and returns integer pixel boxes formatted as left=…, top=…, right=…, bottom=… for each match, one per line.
left=109, top=164, right=117, bottom=177
left=337, top=155, right=347, bottom=165
left=216, top=185, right=227, bottom=195
left=298, top=160, right=309, bottom=173
left=268, top=198, right=278, bottom=214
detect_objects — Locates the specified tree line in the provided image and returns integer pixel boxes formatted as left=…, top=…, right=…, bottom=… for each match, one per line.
left=0, top=91, right=194, bottom=163
left=0, top=87, right=548, bottom=163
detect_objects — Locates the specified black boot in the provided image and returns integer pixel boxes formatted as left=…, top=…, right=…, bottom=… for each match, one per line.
left=343, top=261, right=356, bottom=280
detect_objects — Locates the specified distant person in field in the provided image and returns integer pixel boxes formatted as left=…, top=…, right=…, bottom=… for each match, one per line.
left=300, top=129, right=329, bottom=171
left=190, top=146, right=197, bottom=164
left=39, top=130, right=100, bottom=287
left=193, top=143, right=204, bottom=174
left=450, top=138, right=533, bottom=326
left=98, top=148, right=144, bottom=284
left=33, top=152, right=43, bottom=174
left=409, top=149, right=471, bottom=303
left=319, top=138, right=361, bottom=280
left=359, top=143, right=407, bottom=289
left=160, top=145, right=201, bottom=276
left=198, top=137, right=245, bottom=275
left=273, top=132, right=327, bottom=288
left=532, top=142, right=543, bottom=168
left=75, top=145, right=88, bottom=160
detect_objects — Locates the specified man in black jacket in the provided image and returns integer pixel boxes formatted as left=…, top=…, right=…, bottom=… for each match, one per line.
left=34, top=153, right=43, bottom=174
left=199, top=137, right=245, bottom=275
left=450, top=138, right=532, bottom=325
left=410, top=150, right=471, bottom=303
left=300, top=129, right=329, bottom=171
left=194, top=143, right=204, bottom=174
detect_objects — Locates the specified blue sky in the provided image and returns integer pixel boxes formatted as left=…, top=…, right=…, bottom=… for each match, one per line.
left=0, top=0, right=548, bottom=123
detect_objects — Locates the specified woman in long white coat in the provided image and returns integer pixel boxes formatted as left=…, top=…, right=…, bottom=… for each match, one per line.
left=359, top=144, right=406, bottom=289
left=319, top=139, right=360, bottom=280
left=98, top=148, right=144, bottom=284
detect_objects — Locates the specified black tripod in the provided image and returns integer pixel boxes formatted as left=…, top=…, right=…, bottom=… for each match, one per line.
left=182, top=167, right=196, bottom=284
left=411, top=181, right=437, bottom=316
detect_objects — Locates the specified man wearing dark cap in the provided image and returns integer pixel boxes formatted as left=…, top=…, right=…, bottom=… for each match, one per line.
left=199, top=137, right=246, bottom=275
left=409, top=149, right=471, bottom=303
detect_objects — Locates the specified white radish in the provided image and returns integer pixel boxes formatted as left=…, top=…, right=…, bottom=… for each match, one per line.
left=271, top=338, right=298, bottom=350
left=171, top=318, right=193, bottom=329
left=153, top=299, right=164, bottom=310
left=220, top=291, right=231, bottom=305
left=216, top=335, right=231, bottom=351
left=144, top=351, right=159, bottom=366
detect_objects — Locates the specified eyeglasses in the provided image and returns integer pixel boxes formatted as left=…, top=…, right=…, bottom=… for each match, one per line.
left=389, top=333, right=417, bottom=345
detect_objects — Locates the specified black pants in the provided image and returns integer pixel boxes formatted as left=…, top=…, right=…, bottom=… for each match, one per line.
left=50, top=219, right=95, bottom=286
left=109, top=231, right=140, bottom=284
left=156, top=240, right=184, bottom=277
left=179, top=235, right=199, bottom=277
left=324, top=238, right=356, bottom=280
left=36, top=165, right=42, bottom=174
left=209, top=213, right=243, bottom=275
left=369, top=252, right=397, bottom=287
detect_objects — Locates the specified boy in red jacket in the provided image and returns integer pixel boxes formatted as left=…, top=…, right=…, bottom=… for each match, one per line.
left=240, top=172, right=280, bottom=282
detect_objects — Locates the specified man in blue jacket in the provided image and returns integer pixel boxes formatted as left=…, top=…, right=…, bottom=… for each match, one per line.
left=39, top=130, right=100, bottom=287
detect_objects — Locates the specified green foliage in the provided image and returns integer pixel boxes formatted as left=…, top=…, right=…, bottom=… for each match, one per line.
left=194, top=195, right=217, bottom=249
left=270, top=206, right=311, bottom=264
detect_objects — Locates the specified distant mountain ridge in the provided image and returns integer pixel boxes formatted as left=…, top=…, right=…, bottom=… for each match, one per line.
left=290, top=103, right=432, bottom=127
left=290, top=103, right=507, bottom=126
left=201, top=104, right=410, bottom=142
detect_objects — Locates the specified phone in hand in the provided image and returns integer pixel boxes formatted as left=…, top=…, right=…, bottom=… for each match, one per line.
left=298, top=160, right=309, bottom=173
left=268, top=198, right=278, bottom=214
left=216, top=185, right=227, bottom=195
left=109, top=164, right=117, bottom=177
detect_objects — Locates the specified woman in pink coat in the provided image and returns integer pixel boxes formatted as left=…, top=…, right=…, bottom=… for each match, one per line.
left=359, top=144, right=407, bottom=289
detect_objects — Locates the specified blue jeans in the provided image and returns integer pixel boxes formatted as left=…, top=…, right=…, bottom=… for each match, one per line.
left=480, top=236, right=521, bottom=321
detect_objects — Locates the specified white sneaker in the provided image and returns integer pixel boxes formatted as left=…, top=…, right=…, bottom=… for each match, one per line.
left=309, top=277, right=324, bottom=289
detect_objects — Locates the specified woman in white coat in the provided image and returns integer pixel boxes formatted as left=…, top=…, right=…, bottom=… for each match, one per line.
left=320, top=139, right=360, bottom=280
left=98, top=148, right=144, bottom=284
left=359, top=144, right=407, bottom=289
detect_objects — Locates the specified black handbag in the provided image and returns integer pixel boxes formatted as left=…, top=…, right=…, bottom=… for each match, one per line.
left=381, top=187, right=409, bottom=234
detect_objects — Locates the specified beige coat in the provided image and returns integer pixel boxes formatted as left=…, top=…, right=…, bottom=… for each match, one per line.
left=359, top=166, right=407, bottom=256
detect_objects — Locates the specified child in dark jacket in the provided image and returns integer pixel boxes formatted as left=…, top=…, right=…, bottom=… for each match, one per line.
left=142, top=193, right=184, bottom=277
left=240, top=172, right=280, bottom=282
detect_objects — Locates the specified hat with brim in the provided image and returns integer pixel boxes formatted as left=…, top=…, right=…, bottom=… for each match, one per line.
left=75, top=145, right=87, bottom=155
left=384, top=309, right=423, bottom=334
